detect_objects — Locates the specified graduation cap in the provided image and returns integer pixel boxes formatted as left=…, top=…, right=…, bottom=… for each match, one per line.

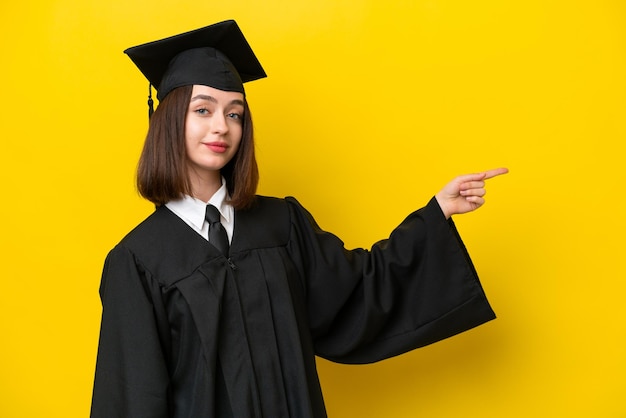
left=124, top=20, right=266, bottom=116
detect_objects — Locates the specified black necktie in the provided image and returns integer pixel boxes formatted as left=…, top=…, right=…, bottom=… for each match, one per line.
left=205, top=204, right=229, bottom=256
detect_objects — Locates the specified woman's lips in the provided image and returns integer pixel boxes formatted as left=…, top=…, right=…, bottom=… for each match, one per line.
left=205, top=142, right=228, bottom=153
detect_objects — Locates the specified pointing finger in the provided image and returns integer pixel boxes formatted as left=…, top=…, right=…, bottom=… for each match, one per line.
left=483, top=167, right=509, bottom=180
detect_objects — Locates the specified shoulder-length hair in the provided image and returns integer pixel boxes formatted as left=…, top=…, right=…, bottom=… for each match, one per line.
left=136, top=85, right=259, bottom=210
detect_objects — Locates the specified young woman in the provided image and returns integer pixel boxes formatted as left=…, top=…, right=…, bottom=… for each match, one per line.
left=91, top=20, right=508, bottom=418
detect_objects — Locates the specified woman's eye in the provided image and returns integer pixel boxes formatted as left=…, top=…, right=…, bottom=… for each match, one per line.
left=227, top=113, right=242, bottom=120
left=195, top=108, right=209, bottom=115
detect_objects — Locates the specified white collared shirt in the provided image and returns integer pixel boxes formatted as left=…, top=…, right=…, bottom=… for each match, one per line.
left=164, top=181, right=234, bottom=243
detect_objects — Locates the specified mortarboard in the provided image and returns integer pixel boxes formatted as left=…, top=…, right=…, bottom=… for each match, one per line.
left=124, top=20, right=266, bottom=116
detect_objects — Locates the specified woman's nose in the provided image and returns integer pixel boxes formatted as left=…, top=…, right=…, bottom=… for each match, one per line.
left=211, top=113, right=228, bottom=134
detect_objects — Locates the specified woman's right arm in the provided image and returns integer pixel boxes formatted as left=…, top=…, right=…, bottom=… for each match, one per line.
left=91, top=245, right=170, bottom=418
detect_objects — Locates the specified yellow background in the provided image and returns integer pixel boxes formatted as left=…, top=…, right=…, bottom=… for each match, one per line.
left=1, top=0, right=624, bottom=417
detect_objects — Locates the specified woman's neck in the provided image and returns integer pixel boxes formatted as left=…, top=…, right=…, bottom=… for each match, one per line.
left=188, top=169, right=223, bottom=203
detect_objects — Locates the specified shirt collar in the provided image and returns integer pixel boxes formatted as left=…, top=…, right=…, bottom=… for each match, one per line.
left=206, top=180, right=232, bottom=222
left=165, top=179, right=233, bottom=230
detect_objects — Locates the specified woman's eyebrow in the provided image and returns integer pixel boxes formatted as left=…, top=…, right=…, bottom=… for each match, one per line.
left=190, top=95, right=244, bottom=107
left=190, top=94, right=217, bottom=103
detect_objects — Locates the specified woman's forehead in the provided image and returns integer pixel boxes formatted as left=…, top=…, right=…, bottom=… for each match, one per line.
left=190, top=84, right=245, bottom=103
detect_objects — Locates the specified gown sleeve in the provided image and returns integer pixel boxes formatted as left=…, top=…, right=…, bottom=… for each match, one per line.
left=286, top=196, right=496, bottom=364
left=91, top=245, right=171, bottom=418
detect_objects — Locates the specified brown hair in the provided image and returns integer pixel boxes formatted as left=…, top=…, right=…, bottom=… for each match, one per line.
left=136, top=85, right=259, bottom=209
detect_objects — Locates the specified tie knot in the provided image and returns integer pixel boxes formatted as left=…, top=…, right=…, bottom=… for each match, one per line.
left=205, top=205, right=221, bottom=224
left=205, top=204, right=229, bottom=256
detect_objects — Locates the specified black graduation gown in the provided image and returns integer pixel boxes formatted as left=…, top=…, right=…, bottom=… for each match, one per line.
left=91, top=196, right=495, bottom=418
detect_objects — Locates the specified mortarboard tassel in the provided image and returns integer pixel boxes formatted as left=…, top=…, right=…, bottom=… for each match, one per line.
left=148, top=83, right=154, bottom=119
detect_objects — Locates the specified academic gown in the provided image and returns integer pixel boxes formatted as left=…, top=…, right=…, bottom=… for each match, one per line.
left=91, top=196, right=495, bottom=418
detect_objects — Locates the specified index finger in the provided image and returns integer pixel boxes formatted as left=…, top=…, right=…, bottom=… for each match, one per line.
left=483, top=167, right=509, bottom=180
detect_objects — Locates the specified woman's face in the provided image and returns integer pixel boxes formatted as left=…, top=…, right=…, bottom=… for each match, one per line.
left=185, top=84, right=245, bottom=179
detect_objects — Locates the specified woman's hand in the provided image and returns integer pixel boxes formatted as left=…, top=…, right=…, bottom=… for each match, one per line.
left=435, top=168, right=509, bottom=219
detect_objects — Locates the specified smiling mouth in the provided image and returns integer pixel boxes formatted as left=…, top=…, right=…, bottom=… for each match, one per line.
left=205, top=142, right=228, bottom=153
